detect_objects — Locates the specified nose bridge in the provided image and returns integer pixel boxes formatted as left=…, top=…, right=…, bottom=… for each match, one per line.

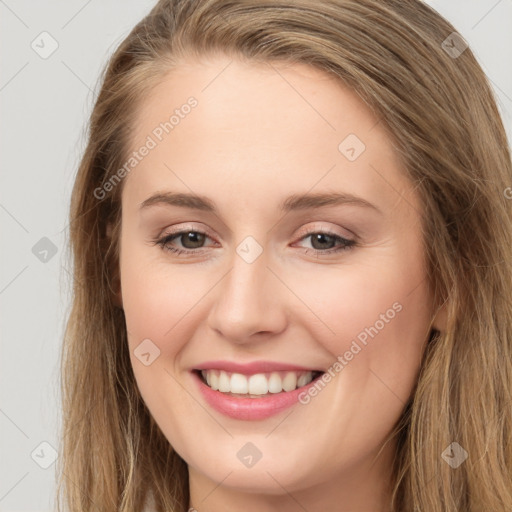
left=207, top=240, right=287, bottom=342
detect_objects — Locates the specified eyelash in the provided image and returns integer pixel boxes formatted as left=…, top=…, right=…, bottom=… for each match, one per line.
left=151, top=228, right=356, bottom=257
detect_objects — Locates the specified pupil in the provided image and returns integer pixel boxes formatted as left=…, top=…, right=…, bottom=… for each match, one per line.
left=311, top=233, right=334, bottom=250
left=182, top=232, right=205, bottom=249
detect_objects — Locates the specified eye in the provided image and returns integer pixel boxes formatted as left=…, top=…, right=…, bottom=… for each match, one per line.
left=295, top=230, right=356, bottom=255
left=152, top=229, right=215, bottom=256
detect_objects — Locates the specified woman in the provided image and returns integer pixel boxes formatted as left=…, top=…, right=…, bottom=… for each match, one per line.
left=58, top=1, right=512, bottom=511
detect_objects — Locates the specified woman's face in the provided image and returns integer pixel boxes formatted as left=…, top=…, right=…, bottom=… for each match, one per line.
left=118, top=54, right=437, bottom=508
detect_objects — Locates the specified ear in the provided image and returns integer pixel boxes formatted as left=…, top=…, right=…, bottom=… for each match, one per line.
left=431, top=300, right=448, bottom=332
left=106, top=221, right=123, bottom=309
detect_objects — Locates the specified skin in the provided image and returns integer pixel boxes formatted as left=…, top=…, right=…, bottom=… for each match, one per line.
left=116, top=53, right=445, bottom=512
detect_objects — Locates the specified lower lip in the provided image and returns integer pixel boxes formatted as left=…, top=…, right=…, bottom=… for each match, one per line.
left=192, top=371, right=322, bottom=420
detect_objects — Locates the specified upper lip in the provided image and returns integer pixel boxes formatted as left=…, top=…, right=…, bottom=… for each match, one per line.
left=193, top=360, right=323, bottom=375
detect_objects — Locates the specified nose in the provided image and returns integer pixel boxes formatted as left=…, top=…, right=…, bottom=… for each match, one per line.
left=207, top=246, right=288, bottom=344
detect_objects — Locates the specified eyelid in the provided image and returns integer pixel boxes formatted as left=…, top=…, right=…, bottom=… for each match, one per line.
left=293, top=222, right=356, bottom=242
left=158, top=222, right=218, bottom=241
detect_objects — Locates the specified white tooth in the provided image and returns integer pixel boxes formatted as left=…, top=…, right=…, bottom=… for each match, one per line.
left=282, top=372, right=297, bottom=392
left=210, top=370, right=312, bottom=395
left=297, top=371, right=312, bottom=388
left=248, top=374, right=269, bottom=395
left=218, top=370, right=231, bottom=392
left=268, top=372, right=283, bottom=393
left=209, top=370, right=219, bottom=391
left=230, top=373, right=249, bottom=394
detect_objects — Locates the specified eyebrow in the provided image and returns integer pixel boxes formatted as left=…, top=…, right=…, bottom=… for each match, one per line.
left=139, top=191, right=381, bottom=214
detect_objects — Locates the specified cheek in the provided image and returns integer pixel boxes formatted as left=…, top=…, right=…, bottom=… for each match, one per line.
left=288, top=260, right=428, bottom=347
left=121, top=260, right=206, bottom=355
left=120, top=255, right=207, bottom=427
left=279, top=263, right=430, bottom=456
left=283, top=257, right=431, bottom=408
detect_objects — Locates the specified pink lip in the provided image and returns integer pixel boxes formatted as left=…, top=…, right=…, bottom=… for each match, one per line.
left=191, top=368, right=324, bottom=421
left=193, top=360, right=321, bottom=375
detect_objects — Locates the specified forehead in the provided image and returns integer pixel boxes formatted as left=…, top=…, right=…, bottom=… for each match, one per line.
left=122, top=55, right=417, bottom=219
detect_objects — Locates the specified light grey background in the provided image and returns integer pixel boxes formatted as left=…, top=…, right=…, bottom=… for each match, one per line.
left=1, top=1, right=511, bottom=510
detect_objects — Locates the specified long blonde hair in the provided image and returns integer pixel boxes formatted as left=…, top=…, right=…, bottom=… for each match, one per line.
left=58, top=1, right=512, bottom=510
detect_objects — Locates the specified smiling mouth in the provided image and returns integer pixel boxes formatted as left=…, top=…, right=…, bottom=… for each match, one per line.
left=195, top=369, right=324, bottom=398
